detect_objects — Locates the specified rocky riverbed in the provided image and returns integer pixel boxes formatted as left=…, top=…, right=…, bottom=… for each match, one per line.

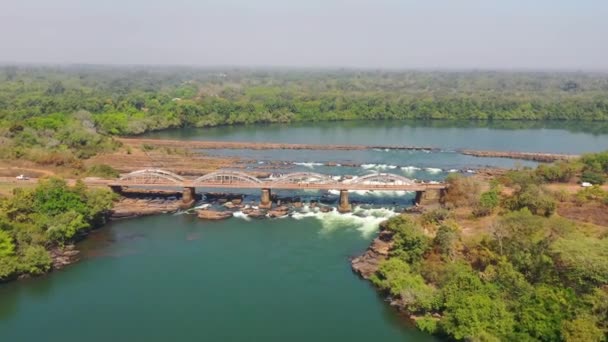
left=110, top=198, right=183, bottom=219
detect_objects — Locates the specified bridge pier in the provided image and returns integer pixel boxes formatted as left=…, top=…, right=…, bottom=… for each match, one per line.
left=415, top=189, right=445, bottom=206
left=260, top=188, right=272, bottom=209
left=181, top=187, right=196, bottom=209
left=338, top=190, right=352, bottom=213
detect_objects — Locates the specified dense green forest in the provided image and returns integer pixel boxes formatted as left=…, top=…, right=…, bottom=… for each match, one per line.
left=0, top=179, right=115, bottom=281
left=370, top=152, right=608, bottom=341
left=1, top=66, right=608, bottom=163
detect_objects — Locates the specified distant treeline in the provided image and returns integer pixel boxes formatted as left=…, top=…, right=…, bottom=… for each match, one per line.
left=1, top=66, right=608, bottom=162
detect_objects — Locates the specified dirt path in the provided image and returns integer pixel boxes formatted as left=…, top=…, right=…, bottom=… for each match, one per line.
left=0, top=166, right=55, bottom=177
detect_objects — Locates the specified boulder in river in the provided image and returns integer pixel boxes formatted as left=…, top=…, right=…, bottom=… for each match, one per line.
left=242, top=207, right=267, bottom=219
left=197, top=209, right=233, bottom=220
left=268, top=206, right=289, bottom=218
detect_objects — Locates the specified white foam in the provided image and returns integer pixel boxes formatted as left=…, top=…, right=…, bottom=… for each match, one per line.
left=425, top=167, right=443, bottom=174
left=361, top=163, right=377, bottom=169
left=361, top=164, right=398, bottom=171
left=233, top=211, right=251, bottom=221
left=293, top=206, right=398, bottom=238
left=448, top=169, right=459, bottom=173
left=294, top=162, right=324, bottom=169
left=194, top=203, right=211, bottom=210
left=401, top=166, right=421, bottom=174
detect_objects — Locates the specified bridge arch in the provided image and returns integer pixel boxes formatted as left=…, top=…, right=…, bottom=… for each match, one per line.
left=348, top=173, right=416, bottom=185
left=119, top=169, right=185, bottom=184
left=270, top=172, right=338, bottom=185
left=193, top=171, right=263, bottom=185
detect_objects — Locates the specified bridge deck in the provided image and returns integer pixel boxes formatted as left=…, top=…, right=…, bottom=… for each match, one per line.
left=108, top=181, right=446, bottom=191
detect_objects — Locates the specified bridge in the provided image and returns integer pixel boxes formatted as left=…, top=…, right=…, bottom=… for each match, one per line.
left=108, top=169, right=447, bottom=212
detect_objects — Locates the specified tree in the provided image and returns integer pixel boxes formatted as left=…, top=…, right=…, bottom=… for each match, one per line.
left=441, top=292, right=514, bottom=340
left=18, top=245, right=52, bottom=275
left=474, top=189, right=500, bottom=217
left=581, top=170, right=606, bottom=185
left=518, top=285, right=577, bottom=341
left=506, top=185, right=556, bottom=217
left=433, top=223, right=460, bottom=260
left=371, top=258, right=438, bottom=313
left=385, top=216, right=431, bottom=265
left=0, top=256, right=18, bottom=281
left=0, top=229, right=15, bottom=257
left=46, top=210, right=88, bottom=242
left=490, top=209, right=556, bottom=282
left=32, top=177, right=89, bottom=217
left=550, top=234, right=608, bottom=292
left=561, top=315, right=604, bottom=342
left=443, top=174, right=481, bottom=208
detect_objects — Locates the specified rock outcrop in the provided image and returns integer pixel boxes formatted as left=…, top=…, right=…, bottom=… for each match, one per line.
left=197, top=209, right=233, bottom=220
left=242, top=207, right=267, bottom=219
left=268, top=206, right=289, bottom=218
left=351, top=223, right=394, bottom=279
left=50, top=245, right=80, bottom=270
left=110, top=198, right=182, bottom=220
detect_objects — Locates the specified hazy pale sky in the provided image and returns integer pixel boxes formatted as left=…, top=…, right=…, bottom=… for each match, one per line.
left=1, top=0, right=607, bottom=69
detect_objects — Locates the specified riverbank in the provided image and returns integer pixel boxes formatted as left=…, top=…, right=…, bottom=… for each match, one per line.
left=348, top=160, right=608, bottom=340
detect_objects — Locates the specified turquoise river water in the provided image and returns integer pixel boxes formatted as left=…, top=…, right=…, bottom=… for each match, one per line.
left=1, top=120, right=607, bottom=341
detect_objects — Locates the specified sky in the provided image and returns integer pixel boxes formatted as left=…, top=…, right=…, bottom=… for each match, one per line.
left=0, top=0, right=607, bottom=70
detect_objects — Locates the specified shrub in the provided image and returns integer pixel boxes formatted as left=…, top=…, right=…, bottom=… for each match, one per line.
left=575, top=185, right=608, bottom=204
left=141, top=144, right=154, bottom=151
left=86, top=164, right=119, bottom=178
left=371, top=258, right=438, bottom=313
left=581, top=170, right=606, bottom=185
left=434, top=223, right=460, bottom=260
left=416, top=315, right=439, bottom=334
left=505, top=185, right=556, bottom=217
left=443, top=174, right=481, bottom=208
left=18, top=245, right=52, bottom=275
left=561, top=315, right=604, bottom=342
left=0, top=256, right=18, bottom=281
left=535, top=161, right=579, bottom=183
left=421, top=208, right=451, bottom=225
left=0, top=229, right=15, bottom=257
left=580, top=151, right=608, bottom=173
left=385, top=216, right=431, bottom=265
left=502, top=168, right=540, bottom=189
left=474, top=189, right=500, bottom=217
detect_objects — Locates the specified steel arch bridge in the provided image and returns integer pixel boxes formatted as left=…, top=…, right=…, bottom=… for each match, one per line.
left=119, top=169, right=185, bottom=184
left=348, top=173, right=415, bottom=185
left=192, top=171, right=263, bottom=185
left=112, top=169, right=445, bottom=192
left=269, top=172, right=338, bottom=185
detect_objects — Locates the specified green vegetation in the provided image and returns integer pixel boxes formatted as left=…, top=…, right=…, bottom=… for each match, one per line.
left=85, top=164, right=120, bottom=178
left=2, top=66, right=608, bottom=165
left=370, top=152, right=608, bottom=341
left=0, top=178, right=115, bottom=281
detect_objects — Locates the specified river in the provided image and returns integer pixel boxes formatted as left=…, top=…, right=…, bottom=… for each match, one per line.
left=1, top=120, right=607, bottom=341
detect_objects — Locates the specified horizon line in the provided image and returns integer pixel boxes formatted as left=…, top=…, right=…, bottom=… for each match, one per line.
left=1, top=62, right=608, bottom=74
